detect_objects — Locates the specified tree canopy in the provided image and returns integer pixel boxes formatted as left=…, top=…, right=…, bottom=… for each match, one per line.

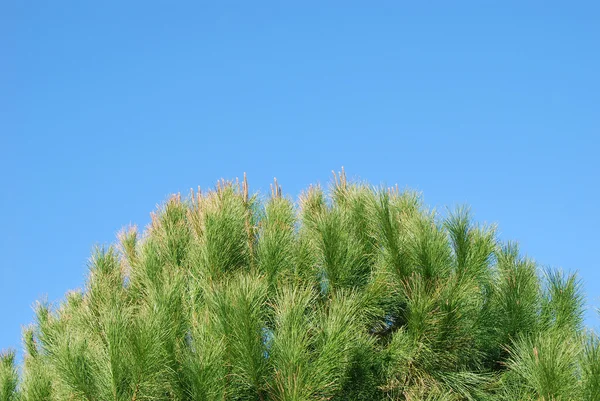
left=1, top=171, right=598, bottom=401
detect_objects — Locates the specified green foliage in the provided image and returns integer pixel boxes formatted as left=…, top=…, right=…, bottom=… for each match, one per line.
left=504, top=329, right=581, bottom=400
left=2, top=170, right=597, bottom=401
left=0, top=350, right=18, bottom=401
left=581, top=333, right=600, bottom=401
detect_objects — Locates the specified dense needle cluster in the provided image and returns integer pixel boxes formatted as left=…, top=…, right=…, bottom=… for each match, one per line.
left=1, top=171, right=599, bottom=400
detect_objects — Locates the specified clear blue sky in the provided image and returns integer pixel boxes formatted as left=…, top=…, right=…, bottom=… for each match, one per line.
left=1, top=2, right=599, bottom=353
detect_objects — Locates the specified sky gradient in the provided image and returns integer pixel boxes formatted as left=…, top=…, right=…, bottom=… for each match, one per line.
left=2, top=2, right=599, bottom=353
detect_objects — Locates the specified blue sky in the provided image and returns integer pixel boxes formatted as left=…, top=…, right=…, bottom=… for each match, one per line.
left=1, top=2, right=599, bottom=353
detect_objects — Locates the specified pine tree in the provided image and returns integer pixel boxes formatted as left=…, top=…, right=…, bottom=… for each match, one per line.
left=1, top=170, right=598, bottom=400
